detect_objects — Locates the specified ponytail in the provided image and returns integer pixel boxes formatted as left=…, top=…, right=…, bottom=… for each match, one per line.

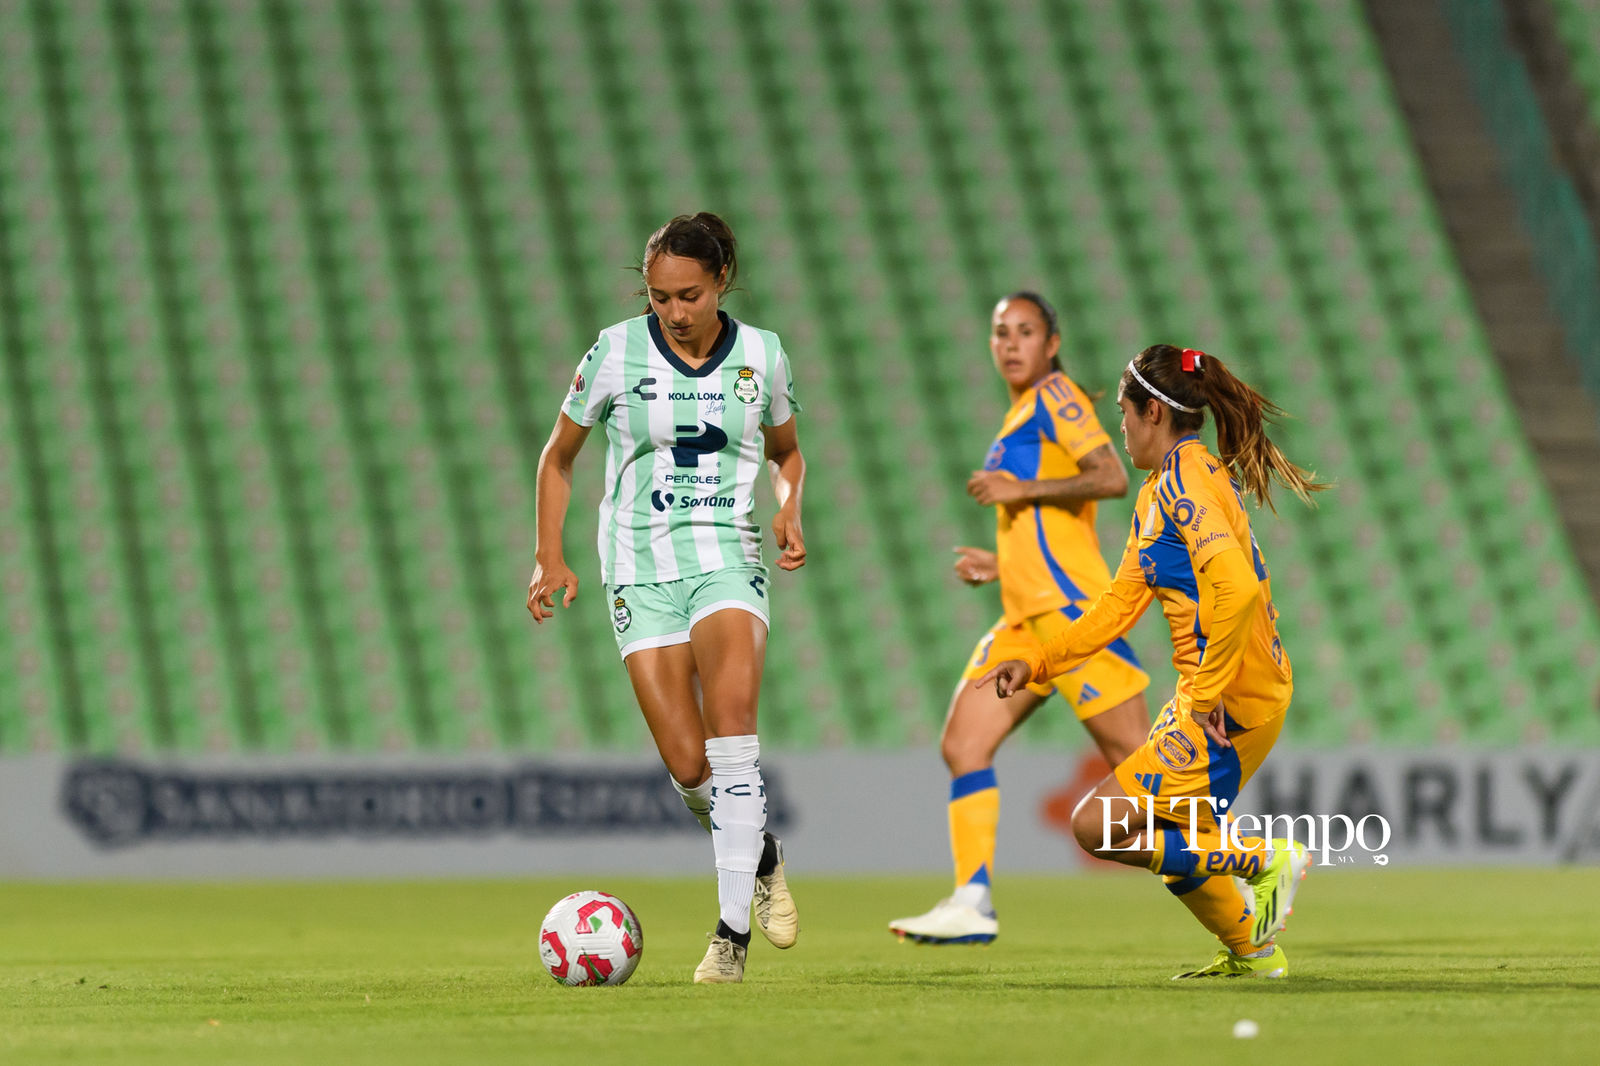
left=1120, top=344, right=1329, bottom=511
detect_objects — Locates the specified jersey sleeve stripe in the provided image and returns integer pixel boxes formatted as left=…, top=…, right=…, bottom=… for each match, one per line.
left=1032, top=393, right=1058, bottom=444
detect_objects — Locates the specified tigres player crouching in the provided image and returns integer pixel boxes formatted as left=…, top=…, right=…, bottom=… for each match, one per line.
left=981, top=344, right=1328, bottom=979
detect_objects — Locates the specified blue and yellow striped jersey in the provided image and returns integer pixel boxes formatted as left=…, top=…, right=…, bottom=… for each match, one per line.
left=983, top=371, right=1114, bottom=624
left=1030, top=436, right=1293, bottom=728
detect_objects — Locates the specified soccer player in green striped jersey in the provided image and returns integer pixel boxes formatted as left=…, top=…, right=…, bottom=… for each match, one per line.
left=528, top=214, right=806, bottom=984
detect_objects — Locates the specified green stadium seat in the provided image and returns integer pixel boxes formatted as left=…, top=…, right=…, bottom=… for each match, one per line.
left=0, top=0, right=1594, bottom=755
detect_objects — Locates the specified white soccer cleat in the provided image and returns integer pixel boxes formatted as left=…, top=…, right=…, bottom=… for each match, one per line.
left=753, top=834, right=799, bottom=949
left=888, top=898, right=999, bottom=945
left=692, top=933, right=747, bottom=984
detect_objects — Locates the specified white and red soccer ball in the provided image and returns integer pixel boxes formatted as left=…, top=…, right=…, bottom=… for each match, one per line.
left=538, top=890, right=644, bottom=987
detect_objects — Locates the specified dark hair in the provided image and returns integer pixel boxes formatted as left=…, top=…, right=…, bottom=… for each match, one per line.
left=1120, top=344, right=1329, bottom=511
left=635, top=212, right=738, bottom=299
left=997, top=291, right=1063, bottom=371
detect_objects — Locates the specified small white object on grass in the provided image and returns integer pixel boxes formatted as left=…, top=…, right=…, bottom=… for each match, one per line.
left=1232, top=1019, right=1260, bottom=1039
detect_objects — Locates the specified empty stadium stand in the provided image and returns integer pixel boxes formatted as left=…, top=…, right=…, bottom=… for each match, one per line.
left=0, top=0, right=1594, bottom=754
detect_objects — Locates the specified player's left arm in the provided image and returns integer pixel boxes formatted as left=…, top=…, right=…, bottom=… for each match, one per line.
left=764, top=415, right=806, bottom=571
left=966, top=443, right=1128, bottom=508
left=1031, top=443, right=1129, bottom=505
left=978, top=517, right=1153, bottom=696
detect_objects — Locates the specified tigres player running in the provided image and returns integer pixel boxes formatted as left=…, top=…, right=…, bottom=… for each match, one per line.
left=890, top=293, right=1151, bottom=946
left=980, top=343, right=1327, bottom=978
left=529, top=213, right=804, bottom=985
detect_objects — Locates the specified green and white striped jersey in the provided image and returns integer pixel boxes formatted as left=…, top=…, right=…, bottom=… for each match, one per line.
left=561, top=312, right=801, bottom=586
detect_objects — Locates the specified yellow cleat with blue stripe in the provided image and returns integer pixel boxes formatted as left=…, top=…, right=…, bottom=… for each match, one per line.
left=1248, top=838, right=1311, bottom=947
left=1172, top=944, right=1288, bottom=980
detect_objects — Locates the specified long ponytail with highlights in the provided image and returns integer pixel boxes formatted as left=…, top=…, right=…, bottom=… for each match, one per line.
left=1121, top=344, right=1329, bottom=511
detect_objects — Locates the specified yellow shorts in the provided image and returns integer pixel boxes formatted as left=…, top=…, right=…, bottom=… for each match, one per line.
left=1114, top=700, right=1286, bottom=837
left=962, top=608, right=1149, bottom=721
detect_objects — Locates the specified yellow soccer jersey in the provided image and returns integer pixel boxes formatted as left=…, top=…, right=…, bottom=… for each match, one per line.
left=983, top=371, right=1115, bottom=625
left=1025, top=436, right=1293, bottom=729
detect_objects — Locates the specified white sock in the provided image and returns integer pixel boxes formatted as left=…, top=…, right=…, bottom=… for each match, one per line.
left=671, top=773, right=714, bottom=834
left=705, top=734, right=765, bottom=936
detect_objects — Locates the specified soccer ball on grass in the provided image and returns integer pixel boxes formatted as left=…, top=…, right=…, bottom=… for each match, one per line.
left=538, top=890, right=644, bottom=987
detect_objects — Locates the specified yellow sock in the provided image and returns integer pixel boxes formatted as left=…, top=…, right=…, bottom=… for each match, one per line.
left=948, top=768, right=999, bottom=892
left=1163, top=873, right=1256, bottom=955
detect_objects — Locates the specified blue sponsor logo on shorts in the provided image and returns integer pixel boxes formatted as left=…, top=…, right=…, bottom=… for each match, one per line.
left=1155, top=728, right=1198, bottom=771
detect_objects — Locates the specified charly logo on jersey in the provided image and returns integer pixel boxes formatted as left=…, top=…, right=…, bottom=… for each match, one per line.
left=612, top=597, right=632, bottom=633
left=733, top=366, right=759, bottom=404
left=632, top=377, right=658, bottom=401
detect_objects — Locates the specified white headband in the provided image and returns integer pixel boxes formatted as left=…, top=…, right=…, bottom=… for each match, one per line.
left=1124, top=360, right=1201, bottom=413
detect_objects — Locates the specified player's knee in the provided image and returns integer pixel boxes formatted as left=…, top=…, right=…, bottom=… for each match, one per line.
left=939, top=732, right=972, bottom=774
left=1070, top=791, right=1116, bottom=855
left=1070, top=803, right=1100, bottom=854
left=668, top=758, right=711, bottom=791
left=940, top=729, right=997, bottom=776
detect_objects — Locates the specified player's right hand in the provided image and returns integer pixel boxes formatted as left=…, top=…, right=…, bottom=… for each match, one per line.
left=952, top=545, right=998, bottom=585
left=527, top=559, right=579, bottom=623
left=975, top=659, right=1032, bottom=699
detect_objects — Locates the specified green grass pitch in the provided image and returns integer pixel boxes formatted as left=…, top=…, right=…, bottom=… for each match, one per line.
left=2, top=869, right=1597, bottom=1065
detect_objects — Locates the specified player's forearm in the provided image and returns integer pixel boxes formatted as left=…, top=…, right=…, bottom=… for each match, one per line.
left=1187, top=548, right=1260, bottom=713
left=1026, top=467, right=1128, bottom=508
left=1027, top=577, right=1152, bottom=683
left=534, top=443, right=575, bottom=565
left=768, top=447, right=805, bottom=514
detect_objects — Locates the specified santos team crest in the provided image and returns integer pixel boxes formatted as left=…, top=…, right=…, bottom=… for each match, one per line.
left=612, top=597, right=632, bottom=633
left=733, top=366, right=759, bottom=404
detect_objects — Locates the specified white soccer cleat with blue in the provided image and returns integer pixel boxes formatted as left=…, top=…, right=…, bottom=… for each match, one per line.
left=888, top=898, right=999, bottom=945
